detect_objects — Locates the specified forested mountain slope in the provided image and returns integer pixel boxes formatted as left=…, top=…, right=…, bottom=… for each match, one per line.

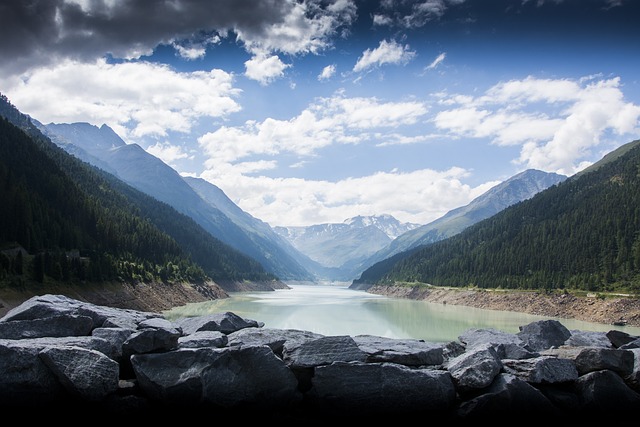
left=39, top=122, right=312, bottom=281
left=355, top=169, right=566, bottom=278
left=354, top=140, right=640, bottom=293
left=0, top=93, right=275, bottom=291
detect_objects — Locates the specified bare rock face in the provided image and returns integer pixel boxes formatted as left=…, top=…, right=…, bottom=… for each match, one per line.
left=1, top=293, right=640, bottom=422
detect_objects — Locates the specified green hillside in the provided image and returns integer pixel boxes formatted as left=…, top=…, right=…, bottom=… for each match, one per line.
left=0, top=94, right=274, bottom=289
left=356, top=140, right=640, bottom=294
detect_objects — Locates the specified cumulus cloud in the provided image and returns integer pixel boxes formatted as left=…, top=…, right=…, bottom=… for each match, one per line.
left=200, top=166, right=495, bottom=227
left=4, top=59, right=241, bottom=141
left=244, top=54, right=291, bottom=85
left=0, top=0, right=357, bottom=78
left=145, top=141, right=193, bottom=167
left=318, top=64, right=337, bottom=80
left=434, top=76, right=640, bottom=176
left=194, top=92, right=455, bottom=226
left=353, top=39, right=416, bottom=73
left=197, top=93, right=428, bottom=167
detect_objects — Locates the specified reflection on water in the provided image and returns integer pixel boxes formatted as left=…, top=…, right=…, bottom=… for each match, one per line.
left=164, top=283, right=640, bottom=343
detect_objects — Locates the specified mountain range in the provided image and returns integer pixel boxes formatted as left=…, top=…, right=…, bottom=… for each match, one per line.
left=353, top=139, right=640, bottom=293
left=38, top=121, right=314, bottom=281
left=0, top=90, right=631, bottom=300
left=0, top=94, right=275, bottom=294
left=41, top=121, right=564, bottom=283
left=275, top=170, right=566, bottom=281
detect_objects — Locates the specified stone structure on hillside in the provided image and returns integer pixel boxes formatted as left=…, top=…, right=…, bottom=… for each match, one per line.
left=0, top=294, right=639, bottom=421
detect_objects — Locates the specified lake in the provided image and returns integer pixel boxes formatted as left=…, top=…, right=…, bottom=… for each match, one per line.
left=163, top=282, right=640, bottom=343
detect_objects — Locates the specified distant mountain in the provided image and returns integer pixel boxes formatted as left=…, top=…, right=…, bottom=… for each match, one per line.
left=274, top=214, right=421, bottom=280
left=38, top=122, right=313, bottom=281
left=184, top=176, right=319, bottom=278
left=0, top=93, right=274, bottom=292
left=356, top=169, right=568, bottom=277
left=353, top=139, right=640, bottom=293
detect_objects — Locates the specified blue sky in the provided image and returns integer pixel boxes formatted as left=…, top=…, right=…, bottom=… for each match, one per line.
left=1, top=0, right=639, bottom=227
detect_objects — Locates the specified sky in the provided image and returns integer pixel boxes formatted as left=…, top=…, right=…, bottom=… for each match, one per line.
left=1, top=0, right=639, bottom=228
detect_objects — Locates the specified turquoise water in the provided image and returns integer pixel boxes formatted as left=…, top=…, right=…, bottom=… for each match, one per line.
left=164, top=282, right=640, bottom=343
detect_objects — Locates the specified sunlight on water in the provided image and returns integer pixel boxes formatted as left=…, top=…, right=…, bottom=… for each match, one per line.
left=164, top=283, right=640, bottom=343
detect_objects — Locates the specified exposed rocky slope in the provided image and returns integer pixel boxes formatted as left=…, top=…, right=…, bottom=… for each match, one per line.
left=0, top=279, right=289, bottom=318
left=367, top=284, right=640, bottom=328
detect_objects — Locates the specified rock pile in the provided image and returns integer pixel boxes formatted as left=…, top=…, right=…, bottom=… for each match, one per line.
left=1, top=294, right=639, bottom=422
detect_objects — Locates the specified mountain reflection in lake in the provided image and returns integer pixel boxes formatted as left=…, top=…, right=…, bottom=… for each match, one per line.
left=163, top=283, right=640, bottom=343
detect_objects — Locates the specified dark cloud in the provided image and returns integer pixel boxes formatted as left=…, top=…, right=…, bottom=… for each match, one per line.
left=0, top=0, right=353, bottom=76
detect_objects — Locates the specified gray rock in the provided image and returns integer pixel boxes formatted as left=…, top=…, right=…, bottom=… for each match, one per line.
left=0, top=339, right=67, bottom=405
left=517, top=319, right=571, bottom=352
left=352, top=334, right=444, bottom=366
left=122, top=327, right=180, bottom=357
left=174, top=312, right=261, bottom=335
left=446, top=343, right=502, bottom=393
left=39, top=345, right=120, bottom=401
left=131, top=347, right=224, bottom=404
left=2, top=293, right=639, bottom=420
left=91, top=327, right=135, bottom=361
left=0, top=294, right=160, bottom=329
left=178, top=330, right=227, bottom=348
left=0, top=315, right=94, bottom=339
left=620, top=337, right=640, bottom=349
left=566, top=330, right=613, bottom=348
left=283, top=335, right=367, bottom=368
left=456, top=373, right=560, bottom=419
left=459, top=328, right=537, bottom=359
left=574, top=369, right=640, bottom=412
left=574, top=347, right=635, bottom=376
left=226, top=327, right=322, bottom=355
left=502, top=355, right=579, bottom=383
left=200, top=345, right=302, bottom=410
left=310, top=361, right=456, bottom=415
left=606, top=329, right=638, bottom=348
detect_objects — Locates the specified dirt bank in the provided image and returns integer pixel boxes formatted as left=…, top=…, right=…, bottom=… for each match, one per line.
left=367, top=284, right=640, bottom=328
left=0, top=279, right=289, bottom=318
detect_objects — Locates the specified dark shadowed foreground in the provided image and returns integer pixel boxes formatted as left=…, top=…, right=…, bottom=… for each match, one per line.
left=1, top=294, right=639, bottom=423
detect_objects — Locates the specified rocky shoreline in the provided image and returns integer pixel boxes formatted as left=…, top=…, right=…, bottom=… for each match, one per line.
left=366, top=284, right=640, bottom=328
left=0, top=279, right=289, bottom=318
left=1, top=294, right=639, bottom=422
left=3, top=280, right=639, bottom=331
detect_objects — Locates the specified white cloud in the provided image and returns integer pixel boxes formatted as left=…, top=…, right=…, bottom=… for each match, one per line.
left=4, top=59, right=241, bottom=141
left=434, top=76, right=640, bottom=176
left=200, top=166, right=495, bottom=227
left=425, top=52, right=446, bottom=70
left=353, top=40, right=416, bottom=73
left=172, top=35, right=220, bottom=60
left=237, top=0, right=357, bottom=56
left=145, top=142, right=192, bottom=166
left=372, top=14, right=393, bottom=26
left=318, top=64, right=337, bottom=81
left=198, top=93, right=428, bottom=167
left=196, top=92, right=448, bottom=227
left=244, top=54, right=291, bottom=85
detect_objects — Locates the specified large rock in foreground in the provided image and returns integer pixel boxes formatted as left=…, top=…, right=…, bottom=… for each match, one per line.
left=1, top=294, right=639, bottom=422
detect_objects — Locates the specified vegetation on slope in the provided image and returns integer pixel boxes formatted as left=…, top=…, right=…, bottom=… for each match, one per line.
left=0, top=94, right=275, bottom=289
left=356, top=140, right=640, bottom=294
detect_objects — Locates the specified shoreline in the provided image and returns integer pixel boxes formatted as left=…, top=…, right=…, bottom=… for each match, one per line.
left=365, top=284, right=640, bottom=328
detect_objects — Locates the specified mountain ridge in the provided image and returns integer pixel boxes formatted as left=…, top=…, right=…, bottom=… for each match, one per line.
left=39, top=122, right=314, bottom=281
left=354, top=138, right=640, bottom=294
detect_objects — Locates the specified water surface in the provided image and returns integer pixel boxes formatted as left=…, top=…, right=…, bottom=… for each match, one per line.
left=164, top=283, right=640, bottom=343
